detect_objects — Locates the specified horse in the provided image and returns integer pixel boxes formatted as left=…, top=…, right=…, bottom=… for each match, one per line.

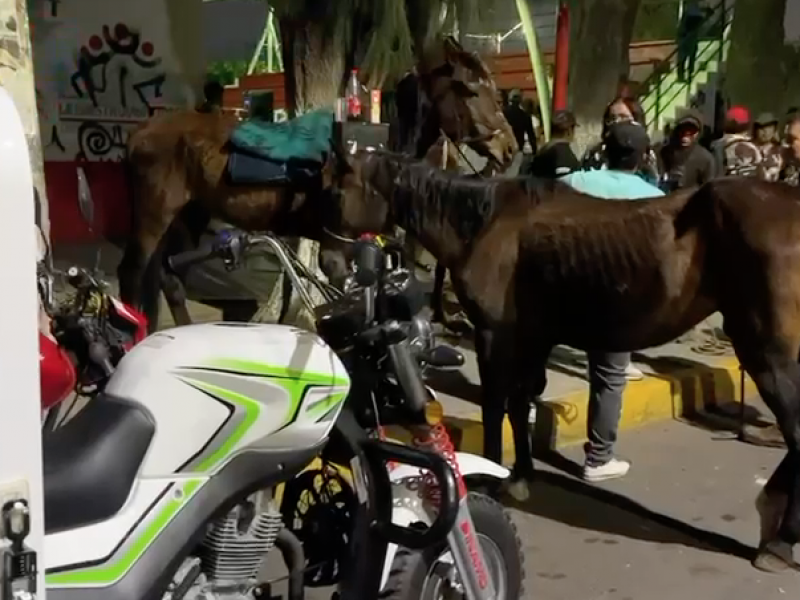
left=118, top=36, right=517, bottom=332
left=332, top=150, right=800, bottom=574
left=391, top=58, right=518, bottom=330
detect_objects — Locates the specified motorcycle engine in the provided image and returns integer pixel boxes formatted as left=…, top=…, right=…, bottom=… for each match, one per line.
left=163, top=492, right=285, bottom=599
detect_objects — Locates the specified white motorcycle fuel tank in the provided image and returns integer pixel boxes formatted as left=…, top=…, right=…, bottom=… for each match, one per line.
left=107, top=322, right=351, bottom=476
left=45, top=322, right=350, bottom=600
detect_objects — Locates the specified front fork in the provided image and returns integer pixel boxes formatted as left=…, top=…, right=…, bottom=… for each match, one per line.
left=411, top=423, right=497, bottom=600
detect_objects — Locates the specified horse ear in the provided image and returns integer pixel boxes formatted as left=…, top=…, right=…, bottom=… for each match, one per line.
left=442, top=36, right=462, bottom=63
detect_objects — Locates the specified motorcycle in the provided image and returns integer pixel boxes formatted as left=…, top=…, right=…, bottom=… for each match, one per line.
left=28, top=173, right=523, bottom=600
left=37, top=244, right=147, bottom=425
left=167, top=230, right=525, bottom=600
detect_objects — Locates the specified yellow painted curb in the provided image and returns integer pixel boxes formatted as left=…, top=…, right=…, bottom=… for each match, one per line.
left=441, top=356, right=759, bottom=463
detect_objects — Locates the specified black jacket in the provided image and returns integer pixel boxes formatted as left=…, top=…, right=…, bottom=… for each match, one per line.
left=525, top=139, right=579, bottom=179
left=504, top=103, right=537, bottom=154
left=659, top=142, right=716, bottom=191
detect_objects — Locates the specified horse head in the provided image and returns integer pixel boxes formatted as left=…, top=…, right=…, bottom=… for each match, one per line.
left=408, top=36, right=517, bottom=171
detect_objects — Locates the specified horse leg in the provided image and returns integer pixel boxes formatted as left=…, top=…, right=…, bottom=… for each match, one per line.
left=505, top=343, right=551, bottom=501
left=159, top=203, right=210, bottom=326
left=729, top=332, right=800, bottom=571
left=118, top=230, right=165, bottom=332
left=431, top=262, right=447, bottom=323
left=474, top=325, right=510, bottom=465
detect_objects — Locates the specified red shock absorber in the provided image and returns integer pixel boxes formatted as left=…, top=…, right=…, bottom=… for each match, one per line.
left=412, top=423, right=467, bottom=507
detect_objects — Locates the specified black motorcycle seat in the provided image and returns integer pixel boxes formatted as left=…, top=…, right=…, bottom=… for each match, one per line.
left=43, top=394, right=155, bottom=534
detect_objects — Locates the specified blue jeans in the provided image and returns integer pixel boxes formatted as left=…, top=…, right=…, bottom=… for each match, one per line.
left=585, top=352, right=629, bottom=466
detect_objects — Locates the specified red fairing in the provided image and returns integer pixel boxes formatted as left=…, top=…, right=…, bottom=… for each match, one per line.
left=108, top=296, right=148, bottom=348
left=40, top=332, right=76, bottom=411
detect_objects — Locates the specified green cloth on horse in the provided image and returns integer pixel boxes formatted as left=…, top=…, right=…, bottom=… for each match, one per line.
left=229, top=109, right=334, bottom=165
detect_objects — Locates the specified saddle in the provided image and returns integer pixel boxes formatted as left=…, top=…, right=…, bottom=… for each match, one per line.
left=226, top=109, right=334, bottom=186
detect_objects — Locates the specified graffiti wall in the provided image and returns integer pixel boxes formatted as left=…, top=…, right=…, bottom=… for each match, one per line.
left=30, top=0, right=196, bottom=162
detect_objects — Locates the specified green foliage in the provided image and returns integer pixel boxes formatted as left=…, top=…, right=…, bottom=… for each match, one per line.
left=206, top=60, right=272, bottom=86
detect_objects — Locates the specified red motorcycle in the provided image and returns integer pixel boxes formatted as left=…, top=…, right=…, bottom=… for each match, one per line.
left=38, top=262, right=147, bottom=419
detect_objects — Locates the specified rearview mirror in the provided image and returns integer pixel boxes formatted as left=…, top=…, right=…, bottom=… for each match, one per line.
left=76, top=166, right=94, bottom=230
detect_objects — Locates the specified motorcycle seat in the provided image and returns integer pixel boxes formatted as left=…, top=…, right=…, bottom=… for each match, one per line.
left=43, top=394, right=155, bottom=533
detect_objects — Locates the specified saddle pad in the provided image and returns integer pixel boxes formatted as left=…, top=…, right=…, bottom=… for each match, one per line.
left=229, top=109, right=334, bottom=165
left=226, top=151, right=290, bottom=185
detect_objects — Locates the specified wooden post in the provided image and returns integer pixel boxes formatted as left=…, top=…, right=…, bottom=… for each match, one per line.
left=0, top=0, right=48, bottom=239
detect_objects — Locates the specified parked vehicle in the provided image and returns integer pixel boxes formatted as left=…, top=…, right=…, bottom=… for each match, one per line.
left=30, top=169, right=523, bottom=600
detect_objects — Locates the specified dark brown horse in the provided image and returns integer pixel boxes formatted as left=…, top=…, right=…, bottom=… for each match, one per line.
left=118, top=36, right=516, bottom=331
left=333, top=151, right=800, bottom=573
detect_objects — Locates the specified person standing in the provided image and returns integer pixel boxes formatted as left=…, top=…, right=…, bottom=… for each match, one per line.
left=677, top=0, right=706, bottom=83
left=582, top=96, right=660, bottom=187
left=503, top=89, right=537, bottom=159
left=780, top=115, right=800, bottom=186
left=658, top=109, right=716, bottom=191
left=525, top=110, right=579, bottom=178
left=710, top=105, right=762, bottom=177
left=559, top=121, right=665, bottom=482
left=753, top=113, right=783, bottom=182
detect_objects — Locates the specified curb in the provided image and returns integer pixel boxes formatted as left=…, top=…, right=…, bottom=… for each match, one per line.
left=441, top=356, right=758, bottom=464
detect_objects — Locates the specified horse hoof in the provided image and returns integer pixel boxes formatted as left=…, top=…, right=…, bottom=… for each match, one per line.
left=753, top=540, right=797, bottom=573
left=756, top=489, right=788, bottom=545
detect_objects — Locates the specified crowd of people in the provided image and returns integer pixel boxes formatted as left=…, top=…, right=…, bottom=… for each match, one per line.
left=507, top=89, right=800, bottom=193
left=496, top=90, right=800, bottom=483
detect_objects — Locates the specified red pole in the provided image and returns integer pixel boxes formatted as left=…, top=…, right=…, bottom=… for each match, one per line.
left=553, top=1, right=570, bottom=112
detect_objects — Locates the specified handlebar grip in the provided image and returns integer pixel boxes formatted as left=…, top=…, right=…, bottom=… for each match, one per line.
left=168, top=245, right=215, bottom=271
left=387, top=342, right=429, bottom=414
left=353, top=239, right=383, bottom=287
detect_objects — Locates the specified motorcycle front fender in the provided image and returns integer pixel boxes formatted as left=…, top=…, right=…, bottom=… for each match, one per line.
left=380, top=451, right=509, bottom=589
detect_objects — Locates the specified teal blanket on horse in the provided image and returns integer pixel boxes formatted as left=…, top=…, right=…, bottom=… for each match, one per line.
left=229, top=109, right=334, bottom=165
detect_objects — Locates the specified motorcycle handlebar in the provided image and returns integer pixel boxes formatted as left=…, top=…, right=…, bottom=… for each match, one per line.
left=168, top=245, right=216, bottom=271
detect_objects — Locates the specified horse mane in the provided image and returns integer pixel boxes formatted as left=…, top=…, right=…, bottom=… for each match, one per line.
left=377, top=153, right=552, bottom=242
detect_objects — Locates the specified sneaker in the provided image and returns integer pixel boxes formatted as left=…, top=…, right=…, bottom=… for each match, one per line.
left=625, top=363, right=644, bottom=381
left=583, top=458, right=631, bottom=482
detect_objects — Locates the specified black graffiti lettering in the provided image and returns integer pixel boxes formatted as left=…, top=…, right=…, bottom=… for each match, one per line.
left=133, top=74, right=166, bottom=115
left=48, top=124, right=66, bottom=153
left=76, top=120, right=128, bottom=161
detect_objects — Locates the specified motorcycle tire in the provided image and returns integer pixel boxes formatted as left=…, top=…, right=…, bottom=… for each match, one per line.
left=380, top=492, right=525, bottom=599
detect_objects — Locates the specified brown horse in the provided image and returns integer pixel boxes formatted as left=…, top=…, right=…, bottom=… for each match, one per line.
left=333, top=151, right=800, bottom=574
left=118, top=36, right=516, bottom=331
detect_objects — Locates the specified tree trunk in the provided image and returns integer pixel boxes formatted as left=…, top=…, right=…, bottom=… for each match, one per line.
left=254, top=17, right=348, bottom=330
left=568, top=0, right=642, bottom=155
left=725, top=0, right=798, bottom=114
left=1, top=0, right=48, bottom=237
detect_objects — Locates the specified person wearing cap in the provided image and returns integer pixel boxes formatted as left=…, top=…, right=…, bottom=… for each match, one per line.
left=658, top=108, right=715, bottom=192
left=559, top=120, right=664, bottom=483
left=503, top=89, right=537, bottom=160
left=525, top=110, right=579, bottom=178
left=753, top=112, right=783, bottom=182
left=711, top=105, right=762, bottom=176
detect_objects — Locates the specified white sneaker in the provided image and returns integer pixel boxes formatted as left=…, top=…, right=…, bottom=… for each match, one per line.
left=583, top=458, right=631, bottom=482
left=625, top=363, right=644, bottom=381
